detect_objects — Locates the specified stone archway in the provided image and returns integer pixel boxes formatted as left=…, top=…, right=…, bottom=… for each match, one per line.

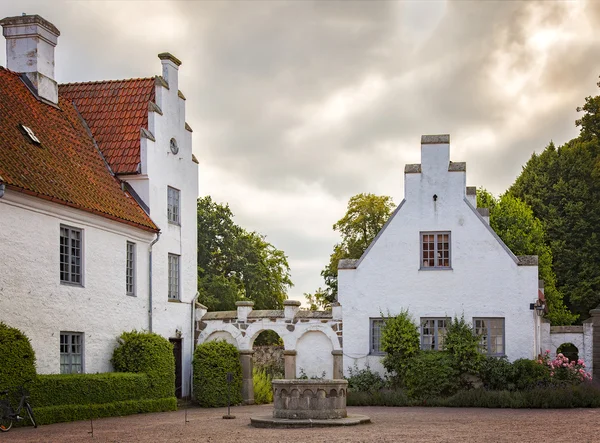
left=196, top=300, right=343, bottom=404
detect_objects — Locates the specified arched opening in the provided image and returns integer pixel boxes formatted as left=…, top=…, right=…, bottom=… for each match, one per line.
left=251, top=330, right=285, bottom=404
left=557, top=342, right=579, bottom=362
left=296, top=330, right=333, bottom=379
left=205, top=331, right=237, bottom=346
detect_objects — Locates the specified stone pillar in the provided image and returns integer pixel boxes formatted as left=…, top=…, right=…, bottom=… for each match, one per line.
left=283, top=300, right=301, bottom=320
left=239, top=350, right=254, bottom=404
left=236, top=301, right=254, bottom=322
left=283, top=350, right=297, bottom=379
left=332, top=350, right=343, bottom=379
left=590, top=308, right=600, bottom=383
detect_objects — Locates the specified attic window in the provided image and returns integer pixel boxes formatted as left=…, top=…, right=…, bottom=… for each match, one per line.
left=21, top=125, right=41, bottom=144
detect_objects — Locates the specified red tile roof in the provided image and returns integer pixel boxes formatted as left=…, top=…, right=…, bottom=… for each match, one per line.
left=0, top=67, right=158, bottom=232
left=59, top=78, right=156, bottom=175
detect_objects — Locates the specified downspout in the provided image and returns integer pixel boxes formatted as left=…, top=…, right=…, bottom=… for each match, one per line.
left=190, top=293, right=198, bottom=399
left=148, top=232, right=161, bottom=332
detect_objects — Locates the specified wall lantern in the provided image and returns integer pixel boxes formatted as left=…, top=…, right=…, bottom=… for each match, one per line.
left=530, top=300, right=546, bottom=317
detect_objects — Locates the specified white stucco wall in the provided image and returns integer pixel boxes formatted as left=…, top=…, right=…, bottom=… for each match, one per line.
left=296, top=331, right=333, bottom=379
left=123, top=57, right=199, bottom=397
left=338, top=139, right=539, bottom=376
left=0, top=191, right=154, bottom=374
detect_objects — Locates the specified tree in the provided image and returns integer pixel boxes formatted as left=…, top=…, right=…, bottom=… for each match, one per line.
left=197, top=196, right=293, bottom=311
left=306, top=193, right=395, bottom=308
left=477, top=189, right=576, bottom=324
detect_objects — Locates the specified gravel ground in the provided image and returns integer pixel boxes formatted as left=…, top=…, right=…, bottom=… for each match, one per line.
left=3, top=404, right=600, bottom=443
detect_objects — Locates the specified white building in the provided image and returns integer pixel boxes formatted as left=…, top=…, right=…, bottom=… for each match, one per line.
left=338, top=135, right=543, bottom=376
left=0, top=14, right=198, bottom=397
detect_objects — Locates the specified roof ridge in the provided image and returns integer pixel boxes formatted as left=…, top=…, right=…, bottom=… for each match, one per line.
left=60, top=77, right=154, bottom=87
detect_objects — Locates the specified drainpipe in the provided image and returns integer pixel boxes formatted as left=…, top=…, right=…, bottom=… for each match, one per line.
left=148, top=232, right=161, bottom=332
left=190, top=293, right=199, bottom=399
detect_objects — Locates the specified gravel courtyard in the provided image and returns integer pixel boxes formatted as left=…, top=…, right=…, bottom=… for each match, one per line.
left=3, top=404, right=600, bottom=443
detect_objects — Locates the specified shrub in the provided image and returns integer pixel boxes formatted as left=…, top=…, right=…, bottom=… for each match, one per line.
left=193, top=341, right=242, bottom=407
left=443, top=315, right=483, bottom=377
left=0, top=322, right=36, bottom=389
left=111, top=330, right=175, bottom=398
left=512, top=358, right=550, bottom=390
left=479, top=356, right=515, bottom=391
left=346, top=363, right=386, bottom=393
left=540, top=351, right=592, bottom=384
left=347, top=389, right=410, bottom=407
left=381, top=310, right=420, bottom=386
left=253, top=368, right=273, bottom=404
left=404, top=351, right=458, bottom=399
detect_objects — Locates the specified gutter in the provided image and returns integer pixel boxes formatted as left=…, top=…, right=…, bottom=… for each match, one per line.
left=148, top=232, right=161, bottom=332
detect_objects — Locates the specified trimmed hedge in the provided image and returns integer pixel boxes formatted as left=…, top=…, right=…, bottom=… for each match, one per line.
left=112, top=330, right=175, bottom=398
left=347, top=384, right=600, bottom=408
left=404, top=351, right=458, bottom=399
left=0, top=322, right=36, bottom=389
left=33, top=397, right=177, bottom=425
left=30, top=373, right=154, bottom=407
left=193, top=341, right=242, bottom=407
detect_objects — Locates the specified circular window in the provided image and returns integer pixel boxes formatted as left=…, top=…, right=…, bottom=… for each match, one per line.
left=170, top=138, right=179, bottom=155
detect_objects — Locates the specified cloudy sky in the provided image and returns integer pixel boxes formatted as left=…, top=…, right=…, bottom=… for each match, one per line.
left=3, top=1, right=600, bottom=304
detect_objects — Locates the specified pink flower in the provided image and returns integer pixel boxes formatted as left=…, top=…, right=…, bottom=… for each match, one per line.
left=577, top=359, right=584, bottom=365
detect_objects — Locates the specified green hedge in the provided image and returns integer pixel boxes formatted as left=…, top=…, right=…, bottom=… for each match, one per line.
left=30, top=373, right=153, bottom=407
left=0, top=322, right=36, bottom=389
left=112, top=330, right=175, bottom=398
left=33, top=397, right=177, bottom=425
left=193, top=341, right=242, bottom=407
left=347, top=384, right=600, bottom=408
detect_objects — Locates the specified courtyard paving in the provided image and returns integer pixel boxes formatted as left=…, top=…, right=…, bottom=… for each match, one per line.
left=3, top=404, right=600, bottom=442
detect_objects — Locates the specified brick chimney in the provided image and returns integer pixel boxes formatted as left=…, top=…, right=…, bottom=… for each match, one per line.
left=0, top=14, right=60, bottom=104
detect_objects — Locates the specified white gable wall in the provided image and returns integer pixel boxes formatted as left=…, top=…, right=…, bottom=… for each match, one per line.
left=339, top=138, right=539, bottom=376
left=0, top=191, right=154, bottom=374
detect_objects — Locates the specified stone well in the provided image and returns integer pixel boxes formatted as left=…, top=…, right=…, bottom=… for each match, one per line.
left=273, top=379, right=347, bottom=420
left=250, top=379, right=370, bottom=428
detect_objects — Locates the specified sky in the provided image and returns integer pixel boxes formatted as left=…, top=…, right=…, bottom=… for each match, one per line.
left=2, top=0, right=600, bottom=305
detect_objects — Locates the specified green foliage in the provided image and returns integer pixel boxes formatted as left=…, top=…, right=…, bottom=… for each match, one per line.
left=512, top=358, right=550, bottom=390
left=0, top=323, right=36, bottom=389
left=346, top=363, right=386, bottom=393
left=193, top=341, right=242, bottom=407
left=509, top=134, right=600, bottom=320
left=111, top=330, right=175, bottom=398
left=307, top=193, right=395, bottom=308
left=32, top=398, right=176, bottom=426
left=477, top=189, right=576, bottom=324
left=575, top=77, right=600, bottom=141
left=197, top=196, right=293, bottom=311
left=443, top=315, right=483, bottom=376
left=253, top=330, right=283, bottom=347
left=252, top=368, right=273, bottom=404
left=380, top=310, right=421, bottom=385
left=478, top=356, right=515, bottom=391
left=347, top=389, right=410, bottom=407
left=404, top=351, right=459, bottom=399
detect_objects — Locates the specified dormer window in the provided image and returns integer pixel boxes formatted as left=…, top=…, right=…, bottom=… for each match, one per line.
left=170, top=138, right=179, bottom=155
left=21, top=124, right=41, bottom=144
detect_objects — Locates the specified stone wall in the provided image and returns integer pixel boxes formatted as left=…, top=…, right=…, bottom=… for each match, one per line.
left=253, top=345, right=284, bottom=377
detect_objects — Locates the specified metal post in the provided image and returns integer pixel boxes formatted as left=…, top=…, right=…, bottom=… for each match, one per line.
left=223, top=372, right=235, bottom=419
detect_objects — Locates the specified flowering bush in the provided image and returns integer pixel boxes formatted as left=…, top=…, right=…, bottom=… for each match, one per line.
left=539, top=350, right=592, bottom=384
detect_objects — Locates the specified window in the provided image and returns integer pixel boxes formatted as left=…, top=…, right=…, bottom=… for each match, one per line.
left=126, top=242, right=136, bottom=296
left=421, top=318, right=449, bottom=350
left=474, top=318, right=505, bottom=356
left=60, top=332, right=83, bottom=374
left=168, top=254, right=180, bottom=300
left=370, top=318, right=386, bottom=355
left=421, top=231, right=451, bottom=269
left=60, top=225, right=82, bottom=285
left=167, top=186, right=180, bottom=225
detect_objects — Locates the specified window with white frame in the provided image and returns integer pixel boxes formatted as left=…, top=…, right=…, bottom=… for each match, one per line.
left=421, top=318, right=449, bottom=350
left=60, top=332, right=83, bottom=374
left=168, top=254, right=180, bottom=300
left=167, top=186, right=180, bottom=225
left=474, top=318, right=505, bottom=356
left=126, top=242, right=136, bottom=296
left=370, top=318, right=386, bottom=355
left=421, top=231, right=451, bottom=269
left=60, top=225, right=82, bottom=285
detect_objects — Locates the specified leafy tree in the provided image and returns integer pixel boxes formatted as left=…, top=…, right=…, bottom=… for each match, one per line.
left=477, top=189, right=576, bottom=324
left=197, top=196, right=293, bottom=311
left=508, top=91, right=600, bottom=319
left=307, top=193, right=395, bottom=308
left=380, top=309, right=421, bottom=387
left=443, top=315, right=483, bottom=377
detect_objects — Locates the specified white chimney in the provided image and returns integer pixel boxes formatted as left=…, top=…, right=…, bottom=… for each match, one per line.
left=158, top=52, right=181, bottom=92
left=0, top=14, right=60, bottom=104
